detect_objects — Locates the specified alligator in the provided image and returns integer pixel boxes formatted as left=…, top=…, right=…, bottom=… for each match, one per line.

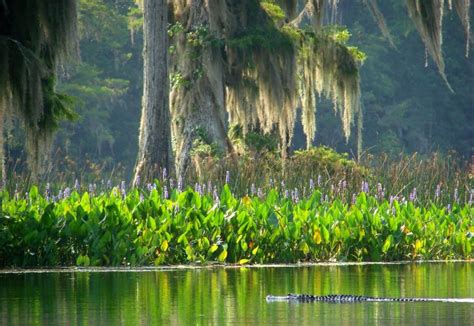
left=266, top=293, right=474, bottom=303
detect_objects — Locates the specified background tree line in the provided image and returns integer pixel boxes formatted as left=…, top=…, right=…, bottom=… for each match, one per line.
left=1, top=0, right=472, bottom=182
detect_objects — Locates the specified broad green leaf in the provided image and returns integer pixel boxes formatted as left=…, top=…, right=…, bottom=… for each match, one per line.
left=161, top=240, right=169, bottom=251
left=218, top=249, right=227, bottom=262
left=382, top=235, right=393, bottom=253
left=209, top=244, right=219, bottom=253
left=313, top=229, right=322, bottom=244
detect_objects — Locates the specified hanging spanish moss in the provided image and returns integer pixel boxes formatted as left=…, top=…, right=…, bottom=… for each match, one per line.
left=406, top=0, right=453, bottom=92
left=363, top=0, right=396, bottom=48
left=453, top=0, right=471, bottom=57
left=225, top=24, right=298, bottom=155
left=298, top=31, right=362, bottom=147
left=0, top=0, right=78, bottom=180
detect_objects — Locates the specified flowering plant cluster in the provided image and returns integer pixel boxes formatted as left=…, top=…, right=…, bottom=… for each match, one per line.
left=0, top=172, right=472, bottom=267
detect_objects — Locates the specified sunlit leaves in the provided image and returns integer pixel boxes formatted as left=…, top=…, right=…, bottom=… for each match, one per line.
left=0, top=184, right=472, bottom=267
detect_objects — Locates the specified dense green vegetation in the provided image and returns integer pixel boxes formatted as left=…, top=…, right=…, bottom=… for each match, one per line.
left=1, top=172, right=472, bottom=267
left=1, top=1, right=472, bottom=267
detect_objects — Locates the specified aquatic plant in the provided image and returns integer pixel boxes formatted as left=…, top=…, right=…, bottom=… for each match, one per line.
left=0, top=177, right=471, bottom=267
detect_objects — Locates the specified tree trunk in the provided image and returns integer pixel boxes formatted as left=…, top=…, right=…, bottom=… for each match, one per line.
left=133, top=0, right=172, bottom=183
left=0, top=104, right=5, bottom=189
left=170, top=0, right=231, bottom=177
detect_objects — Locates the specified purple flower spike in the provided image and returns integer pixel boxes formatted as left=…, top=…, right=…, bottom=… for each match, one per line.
left=435, top=183, right=441, bottom=199
left=177, top=176, right=183, bottom=192
left=251, top=183, right=256, bottom=196
left=225, top=170, right=230, bottom=184
left=120, top=181, right=126, bottom=198
left=147, top=183, right=153, bottom=192
left=162, top=168, right=167, bottom=180
left=317, top=175, right=322, bottom=186
left=309, top=179, right=315, bottom=191
left=409, top=188, right=417, bottom=202
left=74, top=179, right=80, bottom=191
left=361, top=181, right=369, bottom=193
left=163, top=186, right=169, bottom=199
left=213, top=186, right=220, bottom=203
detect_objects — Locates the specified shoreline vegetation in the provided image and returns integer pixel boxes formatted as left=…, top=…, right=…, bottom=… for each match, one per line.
left=0, top=148, right=472, bottom=268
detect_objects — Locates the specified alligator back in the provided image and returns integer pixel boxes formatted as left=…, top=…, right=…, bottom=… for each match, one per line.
left=266, top=294, right=474, bottom=303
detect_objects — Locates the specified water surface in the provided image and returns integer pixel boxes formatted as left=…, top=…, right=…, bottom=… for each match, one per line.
left=1, top=262, right=473, bottom=325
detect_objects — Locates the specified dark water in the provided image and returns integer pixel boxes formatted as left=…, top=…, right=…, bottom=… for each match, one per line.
left=1, top=263, right=473, bottom=325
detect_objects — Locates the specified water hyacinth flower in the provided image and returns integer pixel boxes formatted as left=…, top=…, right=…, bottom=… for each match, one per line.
left=163, top=186, right=169, bottom=199
left=284, top=189, right=289, bottom=198
left=107, top=179, right=112, bottom=189
left=269, top=178, right=274, bottom=188
left=57, top=189, right=63, bottom=200
left=292, top=188, right=299, bottom=203
left=352, top=193, right=356, bottom=204
left=309, top=178, right=315, bottom=191
left=213, top=186, right=219, bottom=203
left=257, top=187, right=263, bottom=199
left=361, top=181, right=369, bottom=193
left=177, top=176, right=183, bottom=192
left=74, top=179, right=80, bottom=191
left=139, top=193, right=144, bottom=202
left=389, top=195, right=396, bottom=206
left=162, top=168, right=167, bottom=180
left=64, top=187, right=71, bottom=198
left=88, top=183, right=94, bottom=195
left=120, top=181, right=126, bottom=197
left=251, top=183, right=256, bottom=196
left=376, top=183, right=384, bottom=199
left=454, top=188, right=459, bottom=203
left=435, top=183, right=441, bottom=199
left=45, top=182, right=51, bottom=200
left=147, top=183, right=153, bottom=192
left=317, top=175, right=322, bottom=186
left=409, top=188, right=417, bottom=202
left=195, top=183, right=203, bottom=196
left=225, top=170, right=230, bottom=184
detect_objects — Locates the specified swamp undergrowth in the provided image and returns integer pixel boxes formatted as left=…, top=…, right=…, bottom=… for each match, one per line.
left=0, top=177, right=472, bottom=267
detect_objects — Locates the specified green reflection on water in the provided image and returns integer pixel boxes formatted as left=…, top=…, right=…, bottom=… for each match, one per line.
left=1, top=263, right=473, bottom=325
